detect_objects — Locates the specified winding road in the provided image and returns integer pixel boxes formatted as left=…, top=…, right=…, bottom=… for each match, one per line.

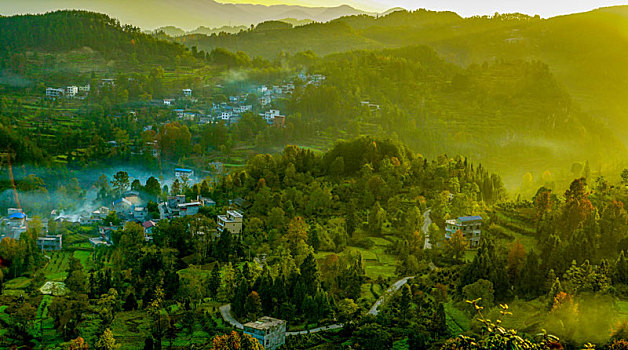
left=219, top=275, right=415, bottom=336
left=423, top=209, right=433, bottom=249
left=219, top=208, right=433, bottom=336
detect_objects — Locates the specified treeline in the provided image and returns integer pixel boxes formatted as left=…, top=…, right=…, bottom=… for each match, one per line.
left=0, top=11, right=190, bottom=67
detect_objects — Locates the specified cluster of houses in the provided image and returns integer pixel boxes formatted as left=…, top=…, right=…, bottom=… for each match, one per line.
left=158, top=74, right=326, bottom=128
left=45, top=84, right=90, bottom=99
left=0, top=208, right=63, bottom=251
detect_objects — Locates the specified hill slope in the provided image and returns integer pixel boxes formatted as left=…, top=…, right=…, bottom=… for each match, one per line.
left=0, top=11, right=190, bottom=66
left=182, top=7, right=628, bottom=144
left=286, top=46, right=625, bottom=184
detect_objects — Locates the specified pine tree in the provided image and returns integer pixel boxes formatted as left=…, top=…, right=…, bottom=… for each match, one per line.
left=208, top=263, right=221, bottom=297
left=299, top=252, right=320, bottom=296
left=615, top=250, right=628, bottom=284
left=547, top=278, right=563, bottom=310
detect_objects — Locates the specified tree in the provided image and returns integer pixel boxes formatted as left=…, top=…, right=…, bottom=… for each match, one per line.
left=444, top=230, right=468, bottom=262
left=354, top=323, right=393, bottom=350
left=111, top=171, right=130, bottom=197
left=430, top=303, right=447, bottom=336
left=211, top=331, right=262, bottom=350
left=145, top=176, right=162, bottom=198
left=245, top=291, right=262, bottom=320
left=462, top=279, right=494, bottom=311
left=209, top=263, right=222, bottom=297
left=299, top=252, right=320, bottom=296
left=368, top=201, right=386, bottom=235
left=68, top=337, right=90, bottom=350
left=337, top=298, right=358, bottom=324
left=96, top=328, right=120, bottom=350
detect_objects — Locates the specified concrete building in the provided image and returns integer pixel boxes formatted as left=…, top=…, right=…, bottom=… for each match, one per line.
left=66, top=86, right=78, bottom=97
left=1, top=209, right=28, bottom=240
left=445, top=215, right=482, bottom=248
left=174, top=168, right=194, bottom=179
left=177, top=202, right=202, bottom=217
left=182, top=88, right=192, bottom=97
left=37, top=234, right=63, bottom=251
left=46, top=87, right=64, bottom=99
left=243, top=317, right=286, bottom=350
left=217, top=210, right=243, bottom=235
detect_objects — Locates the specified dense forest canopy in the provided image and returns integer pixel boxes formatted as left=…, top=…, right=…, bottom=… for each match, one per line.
left=0, top=11, right=191, bottom=66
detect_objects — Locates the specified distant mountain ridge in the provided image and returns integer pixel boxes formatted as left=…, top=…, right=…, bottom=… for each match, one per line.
left=179, top=6, right=628, bottom=148
left=151, top=18, right=313, bottom=37
left=0, top=0, right=377, bottom=30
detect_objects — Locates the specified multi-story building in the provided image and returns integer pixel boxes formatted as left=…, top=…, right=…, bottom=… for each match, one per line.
left=217, top=210, right=243, bottom=235
left=37, top=234, right=63, bottom=251
left=243, top=317, right=286, bottom=350
left=445, top=215, right=482, bottom=248
left=66, top=86, right=78, bottom=97
left=174, top=168, right=194, bottom=179
left=46, top=87, right=64, bottom=99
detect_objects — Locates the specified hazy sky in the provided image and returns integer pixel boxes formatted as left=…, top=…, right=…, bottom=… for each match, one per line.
left=217, top=0, right=628, bottom=16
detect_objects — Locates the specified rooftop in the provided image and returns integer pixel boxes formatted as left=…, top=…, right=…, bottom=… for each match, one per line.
left=8, top=212, right=26, bottom=219
left=244, top=316, right=286, bottom=330
left=175, top=168, right=193, bottom=173
left=458, top=216, right=483, bottom=222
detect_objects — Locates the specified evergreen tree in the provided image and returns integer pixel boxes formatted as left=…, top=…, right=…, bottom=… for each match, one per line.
left=299, top=252, right=320, bottom=296
left=208, top=263, right=221, bottom=297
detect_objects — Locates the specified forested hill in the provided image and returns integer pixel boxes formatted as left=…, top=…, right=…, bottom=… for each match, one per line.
left=179, top=6, right=628, bottom=143
left=0, top=11, right=189, bottom=64
left=285, top=46, right=625, bottom=183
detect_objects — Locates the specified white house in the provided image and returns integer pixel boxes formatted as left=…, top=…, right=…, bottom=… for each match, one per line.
left=163, top=99, right=175, bottom=106
left=174, top=168, right=194, bottom=179
left=66, top=86, right=78, bottom=97
left=46, top=88, right=64, bottom=99
left=182, top=88, right=192, bottom=97
left=79, top=84, right=90, bottom=92
left=221, top=111, right=232, bottom=121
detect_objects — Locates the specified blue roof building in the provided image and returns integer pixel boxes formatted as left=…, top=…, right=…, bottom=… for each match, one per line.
left=445, top=215, right=483, bottom=248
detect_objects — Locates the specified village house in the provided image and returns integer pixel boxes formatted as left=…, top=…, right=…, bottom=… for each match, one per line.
left=142, top=220, right=156, bottom=235
left=182, top=88, right=192, bottom=97
left=79, top=84, right=90, bottom=92
left=1, top=208, right=28, bottom=240
left=163, top=99, right=175, bottom=106
left=37, top=234, right=63, bottom=251
left=259, top=96, right=271, bottom=106
left=263, top=109, right=281, bottom=124
left=133, top=206, right=147, bottom=221
left=66, top=86, right=78, bottom=97
left=243, top=317, right=286, bottom=350
left=46, top=87, right=64, bottom=99
left=174, top=168, right=194, bottom=179
left=220, top=111, right=232, bottom=121
left=217, top=210, right=243, bottom=235
left=272, top=115, right=286, bottom=128
left=101, top=78, right=115, bottom=86
left=177, top=202, right=202, bottom=217
left=445, top=216, right=482, bottom=248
